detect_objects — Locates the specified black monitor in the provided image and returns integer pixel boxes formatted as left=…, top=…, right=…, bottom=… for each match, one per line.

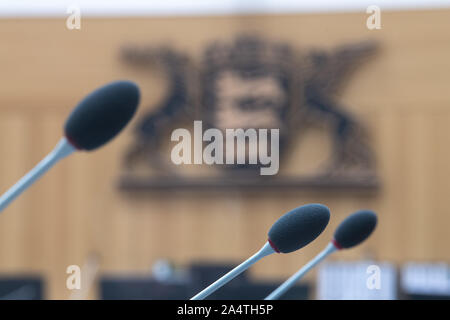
left=198, top=281, right=309, bottom=300
left=188, top=262, right=249, bottom=294
left=100, top=275, right=189, bottom=300
left=0, top=275, right=44, bottom=300
left=405, top=293, right=450, bottom=300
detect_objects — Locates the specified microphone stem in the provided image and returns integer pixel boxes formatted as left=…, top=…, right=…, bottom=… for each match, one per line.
left=265, top=242, right=337, bottom=300
left=0, top=137, right=75, bottom=214
left=190, top=242, right=275, bottom=300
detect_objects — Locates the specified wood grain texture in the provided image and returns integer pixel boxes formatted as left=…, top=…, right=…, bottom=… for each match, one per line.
left=0, top=10, right=450, bottom=299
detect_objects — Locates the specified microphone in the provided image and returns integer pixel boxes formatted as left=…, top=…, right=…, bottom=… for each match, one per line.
left=0, top=80, right=140, bottom=213
left=265, top=210, right=377, bottom=300
left=190, top=204, right=330, bottom=300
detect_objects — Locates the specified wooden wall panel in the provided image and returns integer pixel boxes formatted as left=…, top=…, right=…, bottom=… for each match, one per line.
left=0, top=10, right=449, bottom=299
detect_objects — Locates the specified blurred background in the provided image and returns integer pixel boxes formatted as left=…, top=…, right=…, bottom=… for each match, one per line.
left=0, top=0, right=450, bottom=300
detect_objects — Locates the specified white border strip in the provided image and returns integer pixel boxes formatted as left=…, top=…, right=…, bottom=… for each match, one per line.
left=0, top=0, right=449, bottom=18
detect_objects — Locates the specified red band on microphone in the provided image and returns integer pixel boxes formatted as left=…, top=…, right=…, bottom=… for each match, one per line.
left=331, top=238, right=343, bottom=250
left=268, top=238, right=281, bottom=253
left=65, top=135, right=82, bottom=150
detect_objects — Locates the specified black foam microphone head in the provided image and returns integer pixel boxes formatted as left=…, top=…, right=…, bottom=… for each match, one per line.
left=64, top=80, right=140, bottom=151
left=268, top=204, right=330, bottom=254
left=333, top=210, right=377, bottom=249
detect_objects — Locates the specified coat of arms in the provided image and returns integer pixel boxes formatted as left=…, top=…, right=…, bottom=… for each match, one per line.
left=119, top=35, right=379, bottom=190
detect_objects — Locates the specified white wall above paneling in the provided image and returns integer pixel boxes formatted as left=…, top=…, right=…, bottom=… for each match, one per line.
left=0, top=0, right=449, bottom=18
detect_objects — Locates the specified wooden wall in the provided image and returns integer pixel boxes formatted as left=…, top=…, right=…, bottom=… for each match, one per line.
left=0, top=9, right=450, bottom=299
